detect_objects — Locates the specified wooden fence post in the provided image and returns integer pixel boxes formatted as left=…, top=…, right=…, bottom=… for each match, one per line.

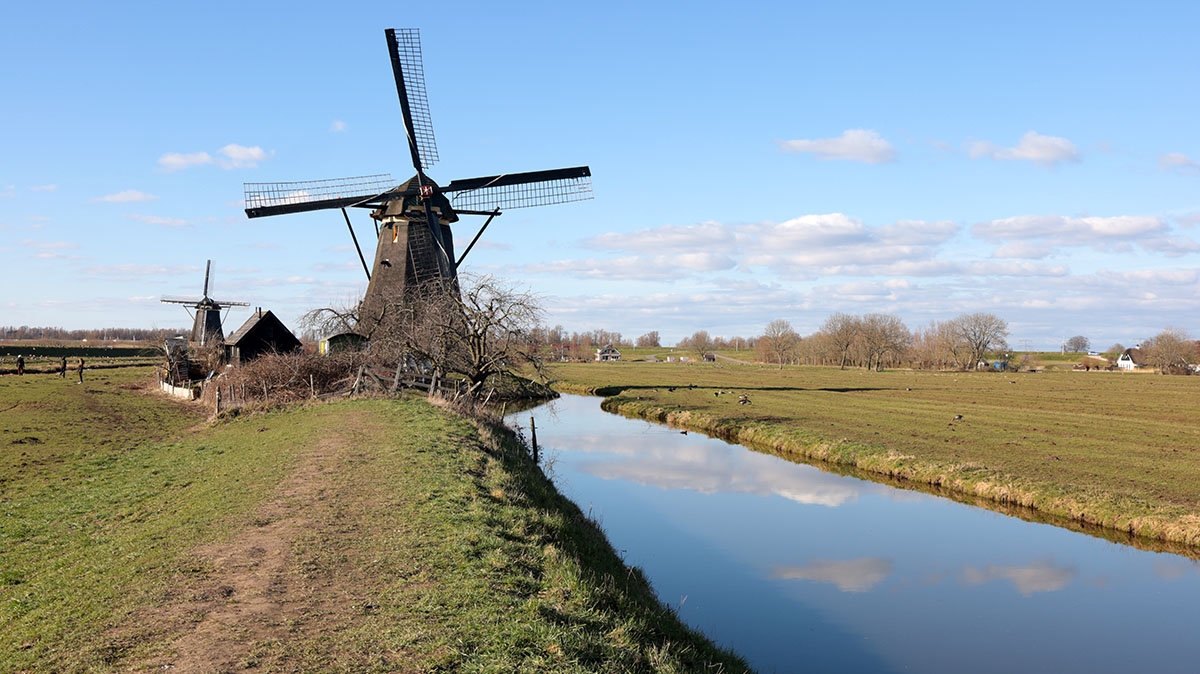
left=309, top=374, right=315, bottom=399
left=530, top=416, right=538, bottom=464
left=215, top=387, right=221, bottom=415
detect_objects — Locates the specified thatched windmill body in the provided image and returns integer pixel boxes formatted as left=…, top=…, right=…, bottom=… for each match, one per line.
left=161, top=260, right=249, bottom=346
left=243, top=28, right=593, bottom=333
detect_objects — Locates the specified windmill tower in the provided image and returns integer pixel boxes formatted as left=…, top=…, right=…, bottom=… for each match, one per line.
left=160, top=260, right=250, bottom=346
left=242, top=28, right=593, bottom=333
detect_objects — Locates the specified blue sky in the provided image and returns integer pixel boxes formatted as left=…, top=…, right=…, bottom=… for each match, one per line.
left=2, top=1, right=1197, bottom=348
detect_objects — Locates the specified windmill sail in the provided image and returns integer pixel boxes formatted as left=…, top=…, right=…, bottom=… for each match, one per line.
left=386, top=28, right=438, bottom=170
left=443, top=167, right=593, bottom=211
left=244, top=175, right=398, bottom=218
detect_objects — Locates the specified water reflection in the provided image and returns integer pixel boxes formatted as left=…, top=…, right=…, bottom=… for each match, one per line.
left=772, top=557, right=894, bottom=592
left=516, top=394, right=1200, bottom=674
left=579, top=443, right=867, bottom=507
left=960, top=558, right=1077, bottom=596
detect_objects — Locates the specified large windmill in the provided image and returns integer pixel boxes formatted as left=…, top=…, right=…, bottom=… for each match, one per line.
left=243, top=28, right=592, bottom=333
left=161, top=260, right=250, bottom=347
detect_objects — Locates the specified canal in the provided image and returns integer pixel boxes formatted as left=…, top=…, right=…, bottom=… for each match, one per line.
left=509, top=393, right=1200, bottom=673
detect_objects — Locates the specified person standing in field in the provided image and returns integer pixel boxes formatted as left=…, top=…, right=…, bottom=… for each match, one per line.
left=59, top=356, right=67, bottom=378
left=77, top=357, right=85, bottom=384
left=16, top=355, right=24, bottom=376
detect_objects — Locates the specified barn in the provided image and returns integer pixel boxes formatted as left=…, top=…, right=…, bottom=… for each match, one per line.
left=225, top=309, right=301, bottom=365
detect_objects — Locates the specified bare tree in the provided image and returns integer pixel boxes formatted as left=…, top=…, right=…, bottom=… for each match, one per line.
left=1065, top=335, right=1090, bottom=352
left=760, top=319, right=799, bottom=369
left=684, top=330, right=713, bottom=361
left=821, top=313, right=861, bottom=369
left=1143, top=327, right=1196, bottom=374
left=1107, top=342, right=1125, bottom=355
left=636, top=331, right=661, bottom=347
left=859, top=313, right=911, bottom=371
left=949, top=313, right=1009, bottom=370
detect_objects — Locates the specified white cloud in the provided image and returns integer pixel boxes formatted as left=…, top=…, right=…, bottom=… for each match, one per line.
left=217, top=143, right=270, bottom=169
left=993, top=241, right=1054, bottom=259
left=20, top=239, right=78, bottom=250
left=777, top=129, right=896, bottom=164
left=157, top=144, right=271, bottom=172
left=772, top=558, right=893, bottom=592
left=127, top=213, right=188, bottom=227
left=1140, top=236, right=1200, bottom=256
left=92, top=189, right=158, bottom=203
left=526, top=253, right=736, bottom=280
left=330, top=120, right=347, bottom=132
left=1158, top=152, right=1200, bottom=175
left=29, top=184, right=57, bottom=191
left=157, top=151, right=214, bottom=172
left=968, top=131, right=1080, bottom=167
left=585, top=221, right=736, bottom=253
left=973, top=214, right=1166, bottom=245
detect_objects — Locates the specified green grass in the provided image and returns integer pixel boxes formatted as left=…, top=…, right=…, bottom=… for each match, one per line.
left=546, top=361, right=1200, bottom=549
left=0, top=368, right=749, bottom=672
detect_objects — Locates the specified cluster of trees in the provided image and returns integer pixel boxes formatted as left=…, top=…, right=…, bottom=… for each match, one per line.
left=1138, top=328, right=1200, bottom=374
left=752, top=312, right=1011, bottom=371
left=1, top=326, right=186, bottom=342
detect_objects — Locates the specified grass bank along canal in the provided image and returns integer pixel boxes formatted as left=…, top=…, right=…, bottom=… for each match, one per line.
left=511, top=393, right=1200, bottom=674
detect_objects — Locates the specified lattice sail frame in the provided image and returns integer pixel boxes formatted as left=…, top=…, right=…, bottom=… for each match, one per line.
left=447, top=173, right=593, bottom=211
left=244, top=174, right=397, bottom=211
left=391, top=28, right=439, bottom=170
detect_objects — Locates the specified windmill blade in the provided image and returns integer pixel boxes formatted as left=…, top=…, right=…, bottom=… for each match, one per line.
left=442, top=166, right=593, bottom=211
left=209, top=300, right=251, bottom=307
left=244, top=175, right=398, bottom=218
left=202, top=260, right=212, bottom=297
left=386, top=28, right=438, bottom=172
left=161, top=296, right=203, bottom=305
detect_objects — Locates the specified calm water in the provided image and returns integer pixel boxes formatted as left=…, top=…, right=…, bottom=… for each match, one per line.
left=508, top=394, right=1200, bottom=674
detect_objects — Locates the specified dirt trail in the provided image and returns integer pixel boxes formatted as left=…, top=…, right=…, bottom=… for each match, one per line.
left=120, top=413, right=376, bottom=673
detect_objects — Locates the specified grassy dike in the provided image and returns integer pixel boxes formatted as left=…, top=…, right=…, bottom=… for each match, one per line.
left=0, top=368, right=750, bottom=673
left=548, top=362, right=1200, bottom=552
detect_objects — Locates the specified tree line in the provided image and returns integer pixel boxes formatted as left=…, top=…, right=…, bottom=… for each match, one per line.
left=1, top=325, right=188, bottom=343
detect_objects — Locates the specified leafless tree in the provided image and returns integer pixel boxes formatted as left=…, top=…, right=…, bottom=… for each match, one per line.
left=759, top=319, right=799, bottom=369
left=1107, top=342, right=1125, bottom=355
left=686, top=330, right=714, bottom=361
left=1065, top=335, right=1090, bottom=352
left=859, top=313, right=911, bottom=371
left=948, top=313, right=1009, bottom=370
left=821, top=313, right=861, bottom=370
left=636, top=331, right=661, bottom=347
left=1143, top=327, right=1196, bottom=374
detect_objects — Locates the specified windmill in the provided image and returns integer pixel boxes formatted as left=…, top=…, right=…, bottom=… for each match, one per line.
left=242, top=28, right=592, bottom=333
left=160, top=260, right=250, bottom=347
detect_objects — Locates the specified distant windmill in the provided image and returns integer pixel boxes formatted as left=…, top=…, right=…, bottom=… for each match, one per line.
left=242, top=28, right=593, bottom=332
left=161, top=260, right=250, bottom=346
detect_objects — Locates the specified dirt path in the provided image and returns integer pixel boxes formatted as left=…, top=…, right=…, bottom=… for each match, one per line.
left=119, top=413, right=377, bottom=673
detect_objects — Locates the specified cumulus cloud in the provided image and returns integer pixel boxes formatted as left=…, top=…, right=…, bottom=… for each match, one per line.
left=330, top=120, right=347, bottom=132
left=158, top=151, right=214, bottom=172
left=92, top=189, right=158, bottom=203
left=526, top=253, right=736, bottom=281
left=777, top=129, right=896, bottom=164
left=968, top=131, right=1080, bottom=167
left=127, top=213, right=188, bottom=227
left=1158, top=152, right=1200, bottom=175
left=992, top=241, right=1055, bottom=259
left=218, top=143, right=270, bottom=168
left=772, top=558, right=894, bottom=592
left=157, top=144, right=271, bottom=172
left=973, top=214, right=1166, bottom=246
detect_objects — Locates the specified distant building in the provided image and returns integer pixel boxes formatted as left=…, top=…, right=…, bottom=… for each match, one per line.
left=1117, top=347, right=1145, bottom=371
left=595, top=344, right=621, bottom=362
left=703, top=353, right=716, bottom=362
left=225, top=309, right=301, bottom=365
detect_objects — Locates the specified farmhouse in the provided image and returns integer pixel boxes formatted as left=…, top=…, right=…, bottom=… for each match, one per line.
left=225, top=309, right=301, bottom=365
left=595, top=344, right=621, bottom=362
left=319, top=332, right=367, bottom=355
left=1117, top=347, right=1145, bottom=371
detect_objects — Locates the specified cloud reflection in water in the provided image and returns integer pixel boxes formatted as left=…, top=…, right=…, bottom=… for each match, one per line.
left=572, top=435, right=867, bottom=507
left=960, top=559, right=1077, bottom=596
left=772, top=558, right=895, bottom=592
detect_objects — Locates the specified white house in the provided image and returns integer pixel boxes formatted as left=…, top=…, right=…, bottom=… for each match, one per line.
left=1117, top=347, right=1145, bottom=371
left=595, top=344, right=621, bottom=362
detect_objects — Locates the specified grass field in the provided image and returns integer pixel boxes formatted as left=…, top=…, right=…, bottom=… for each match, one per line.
left=546, top=361, right=1200, bottom=549
left=0, top=368, right=749, bottom=672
